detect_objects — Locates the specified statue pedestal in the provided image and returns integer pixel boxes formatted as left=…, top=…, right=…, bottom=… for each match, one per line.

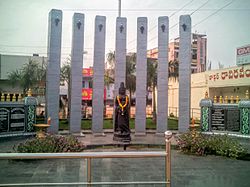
left=113, top=131, right=131, bottom=142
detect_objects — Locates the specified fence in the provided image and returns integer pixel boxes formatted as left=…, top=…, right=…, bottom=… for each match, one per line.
left=0, top=131, right=172, bottom=186
left=168, top=107, right=200, bottom=119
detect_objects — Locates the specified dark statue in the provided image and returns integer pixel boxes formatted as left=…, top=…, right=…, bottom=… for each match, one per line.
left=113, top=82, right=131, bottom=142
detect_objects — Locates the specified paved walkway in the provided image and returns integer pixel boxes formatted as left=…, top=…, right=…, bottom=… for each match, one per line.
left=0, top=132, right=250, bottom=187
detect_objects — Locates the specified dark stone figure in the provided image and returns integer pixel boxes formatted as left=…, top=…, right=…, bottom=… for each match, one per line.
left=113, top=82, right=131, bottom=142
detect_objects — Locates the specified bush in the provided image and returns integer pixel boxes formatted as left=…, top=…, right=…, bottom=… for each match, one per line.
left=14, top=135, right=85, bottom=153
left=176, top=130, right=247, bottom=159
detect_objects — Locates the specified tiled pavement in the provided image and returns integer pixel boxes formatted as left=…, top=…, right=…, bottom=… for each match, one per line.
left=0, top=132, right=250, bottom=187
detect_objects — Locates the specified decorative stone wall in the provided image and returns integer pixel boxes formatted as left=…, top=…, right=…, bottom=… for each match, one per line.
left=199, top=98, right=213, bottom=131
left=239, top=99, right=250, bottom=134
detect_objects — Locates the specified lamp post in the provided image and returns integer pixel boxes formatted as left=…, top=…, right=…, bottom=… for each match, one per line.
left=118, top=0, right=121, bottom=17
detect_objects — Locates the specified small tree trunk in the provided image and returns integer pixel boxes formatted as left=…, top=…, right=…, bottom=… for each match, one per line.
left=152, top=84, right=157, bottom=124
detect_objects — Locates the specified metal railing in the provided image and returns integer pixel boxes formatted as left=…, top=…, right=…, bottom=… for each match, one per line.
left=0, top=131, right=172, bottom=187
left=168, top=107, right=201, bottom=119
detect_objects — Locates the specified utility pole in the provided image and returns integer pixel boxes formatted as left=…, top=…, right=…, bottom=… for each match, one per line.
left=118, top=0, right=121, bottom=17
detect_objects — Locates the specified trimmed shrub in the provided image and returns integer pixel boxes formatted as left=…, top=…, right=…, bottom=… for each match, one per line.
left=14, top=135, right=85, bottom=153
left=176, top=130, right=247, bottom=159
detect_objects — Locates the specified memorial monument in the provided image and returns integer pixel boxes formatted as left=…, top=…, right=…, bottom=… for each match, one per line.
left=45, top=9, right=192, bottom=134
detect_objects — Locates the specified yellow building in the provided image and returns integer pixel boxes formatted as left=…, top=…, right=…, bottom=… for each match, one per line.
left=167, top=64, right=250, bottom=119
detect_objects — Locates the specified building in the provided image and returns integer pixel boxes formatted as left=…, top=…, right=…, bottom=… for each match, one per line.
left=0, top=54, right=47, bottom=93
left=167, top=63, right=250, bottom=119
left=147, top=33, right=207, bottom=73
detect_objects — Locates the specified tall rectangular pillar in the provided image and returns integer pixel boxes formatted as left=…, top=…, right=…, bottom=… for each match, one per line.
left=69, top=13, right=84, bottom=133
left=135, top=17, right=147, bottom=135
left=46, top=9, right=62, bottom=133
left=178, top=15, right=192, bottom=133
left=157, top=16, right=169, bottom=133
left=92, top=16, right=106, bottom=134
left=114, top=17, right=127, bottom=97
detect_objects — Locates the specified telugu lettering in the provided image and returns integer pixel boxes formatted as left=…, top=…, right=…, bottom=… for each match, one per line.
left=209, top=66, right=250, bottom=81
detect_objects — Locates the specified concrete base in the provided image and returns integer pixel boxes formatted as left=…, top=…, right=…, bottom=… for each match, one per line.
left=134, top=132, right=146, bottom=136
left=155, top=132, right=165, bottom=137
left=113, top=131, right=131, bottom=142
left=93, top=133, right=106, bottom=137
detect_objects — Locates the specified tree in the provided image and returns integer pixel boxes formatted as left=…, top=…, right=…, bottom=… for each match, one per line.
left=60, top=56, right=71, bottom=119
left=168, top=60, right=179, bottom=81
left=105, top=51, right=115, bottom=86
left=147, top=58, right=158, bottom=123
left=126, top=53, right=136, bottom=106
left=8, top=59, right=46, bottom=95
left=60, top=56, right=71, bottom=86
left=105, top=51, right=136, bottom=106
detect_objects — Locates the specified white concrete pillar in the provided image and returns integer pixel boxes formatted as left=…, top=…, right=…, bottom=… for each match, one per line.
left=69, top=13, right=85, bottom=133
left=157, top=16, right=169, bottom=133
left=92, top=16, right=106, bottom=134
left=46, top=9, right=62, bottom=133
left=114, top=17, right=127, bottom=98
left=178, top=15, right=192, bottom=133
left=135, top=17, right=147, bottom=135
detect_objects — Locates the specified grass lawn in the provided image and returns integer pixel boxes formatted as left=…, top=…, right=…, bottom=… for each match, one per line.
left=57, top=118, right=178, bottom=130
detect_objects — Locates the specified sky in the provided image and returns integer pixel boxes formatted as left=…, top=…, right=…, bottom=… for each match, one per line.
left=0, top=0, right=249, bottom=69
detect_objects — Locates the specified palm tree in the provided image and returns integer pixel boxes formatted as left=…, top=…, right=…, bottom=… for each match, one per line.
left=147, top=58, right=158, bottom=123
left=105, top=51, right=137, bottom=106
left=126, top=53, right=136, bottom=106
left=8, top=59, right=45, bottom=95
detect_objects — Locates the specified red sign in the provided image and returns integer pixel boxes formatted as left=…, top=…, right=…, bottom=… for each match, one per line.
left=82, top=88, right=92, bottom=100
left=82, top=88, right=106, bottom=100
left=82, top=68, right=93, bottom=77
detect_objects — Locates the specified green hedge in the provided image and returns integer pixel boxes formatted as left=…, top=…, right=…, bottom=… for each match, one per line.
left=176, top=130, right=247, bottom=159
left=56, top=118, right=178, bottom=130
left=14, top=135, right=85, bottom=153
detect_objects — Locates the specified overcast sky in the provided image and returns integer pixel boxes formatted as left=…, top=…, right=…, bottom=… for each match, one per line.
left=0, top=0, right=249, bottom=69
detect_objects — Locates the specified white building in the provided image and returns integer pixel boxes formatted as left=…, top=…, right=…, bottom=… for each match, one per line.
left=167, top=63, right=250, bottom=119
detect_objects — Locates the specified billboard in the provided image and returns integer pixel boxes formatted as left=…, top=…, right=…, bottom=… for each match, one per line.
left=207, top=64, right=250, bottom=87
left=82, top=88, right=106, bottom=100
left=82, top=68, right=93, bottom=77
left=236, top=45, right=250, bottom=66
left=82, top=88, right=93, bottom=100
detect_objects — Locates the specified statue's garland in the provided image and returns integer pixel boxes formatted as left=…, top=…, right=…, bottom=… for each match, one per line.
left=117, top=95, right=128, bottom=113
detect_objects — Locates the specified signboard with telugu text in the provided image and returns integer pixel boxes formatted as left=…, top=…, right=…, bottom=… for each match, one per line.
left=207, top=64, right=250, bottom=87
